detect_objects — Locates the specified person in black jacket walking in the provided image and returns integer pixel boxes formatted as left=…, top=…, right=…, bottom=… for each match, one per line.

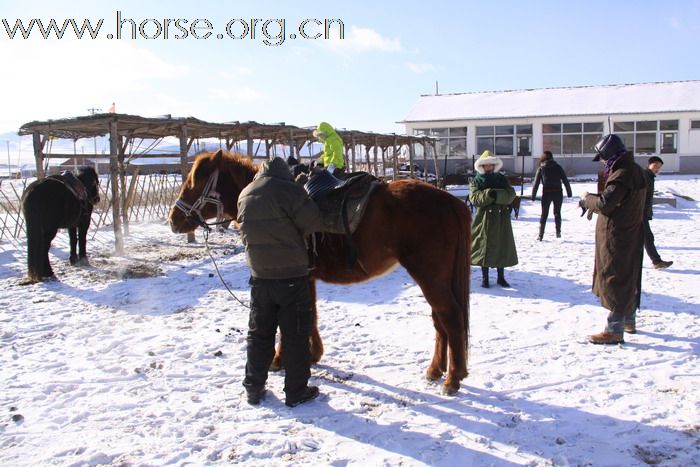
left=643, top=156, right=673, bottom=269
left=531, top=151, right=573, bottom=240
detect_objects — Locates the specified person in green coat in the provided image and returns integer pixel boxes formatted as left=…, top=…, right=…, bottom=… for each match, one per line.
left=469, top=150, right=519, bottom=288
left=313, top=122, right=346, bottom=178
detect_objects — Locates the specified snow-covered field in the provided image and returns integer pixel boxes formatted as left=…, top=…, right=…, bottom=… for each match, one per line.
left=1, top=176, right=699, bottom=466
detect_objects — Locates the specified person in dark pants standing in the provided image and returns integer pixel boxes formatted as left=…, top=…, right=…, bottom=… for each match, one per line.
left=237, top=157, right=323, bottom=407
left=580, top=135, right=647, bottom=344
left=643, top=156, right=673, bottom=269
left=531, top=151, right=572, bottom=240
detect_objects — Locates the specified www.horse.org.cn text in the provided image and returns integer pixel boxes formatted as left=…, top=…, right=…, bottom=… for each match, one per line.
left=1, top=11, right=345, bottom=47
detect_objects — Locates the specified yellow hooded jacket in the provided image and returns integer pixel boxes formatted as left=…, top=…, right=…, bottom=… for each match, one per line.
left=316, top=122, right=345, bottom=169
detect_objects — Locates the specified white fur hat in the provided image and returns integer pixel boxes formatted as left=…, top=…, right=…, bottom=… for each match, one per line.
left=474, top=150, right=503, bottom=174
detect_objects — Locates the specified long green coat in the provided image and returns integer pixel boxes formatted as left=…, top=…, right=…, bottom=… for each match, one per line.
left=469, top=178, right=519, bottom=268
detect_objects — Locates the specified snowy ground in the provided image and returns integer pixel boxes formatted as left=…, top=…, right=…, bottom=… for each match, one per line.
left=1, top=176, right=699, bottom=466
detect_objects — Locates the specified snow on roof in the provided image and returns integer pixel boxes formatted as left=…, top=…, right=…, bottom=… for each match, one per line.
left=402, top=80, right=700, bottom=123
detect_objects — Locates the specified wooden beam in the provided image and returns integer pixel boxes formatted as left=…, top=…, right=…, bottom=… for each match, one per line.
left=32, top=131, right=45, bottom=178
left=179, top=124, right=195, bottom=243
left=109, top=120, right=124, bottom=253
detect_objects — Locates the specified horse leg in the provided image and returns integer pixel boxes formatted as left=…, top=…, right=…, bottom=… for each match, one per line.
left=69, top=227, right=78, bottom=265
left=41, top=226, right=57, bottom=279
left=77, top=213, right=90, bottom=264
left=270, top=278, right=323, bottom=371
left=426, top=324, right=448, bottom=381
left=25, top=219, right=42, bottom=282
left=308, top=279, right=324, bottom=364
left=406, top=264, right=468, bottom=394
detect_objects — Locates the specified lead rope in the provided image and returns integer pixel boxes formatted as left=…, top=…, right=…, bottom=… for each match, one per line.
left=202, top=228, right=250, bottom=309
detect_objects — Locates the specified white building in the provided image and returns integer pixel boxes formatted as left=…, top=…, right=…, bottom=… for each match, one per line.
left=401, top=80, right=700, bottom=175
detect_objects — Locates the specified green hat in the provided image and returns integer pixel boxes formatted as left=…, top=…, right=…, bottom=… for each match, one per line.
left=474, top=150, right=503, bottom=174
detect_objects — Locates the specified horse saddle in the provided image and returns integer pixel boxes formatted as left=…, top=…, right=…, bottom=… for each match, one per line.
left=48, top=171, right=88, bottom=202
left=304, top=170, right=381, bottom=235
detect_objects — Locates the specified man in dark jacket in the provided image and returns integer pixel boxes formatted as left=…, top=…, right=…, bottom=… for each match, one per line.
left=531, top=150, right=573, bottom=240
left=580, top=135, right=647, bottom=344
left=237, top=157, right=323, bottom=407
left=643, top=156, right=673, bottom=269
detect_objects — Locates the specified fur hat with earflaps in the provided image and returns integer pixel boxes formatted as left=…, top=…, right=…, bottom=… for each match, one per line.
left=474, top=150, right=503, bottom=174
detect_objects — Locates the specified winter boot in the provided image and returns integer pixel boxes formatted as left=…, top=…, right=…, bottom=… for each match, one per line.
left=496, top=268, right=510, bottom=287
left=285, top=385, right=319, bottom=407
left=588, top=331, right=624, bottom=345
left=537, top=223, right=545, bottom=241
left=481, top=267, right=490, bottom=288
left=653, top=260, right=673, bottom=269
left=555, top=218, right=562, bottom=238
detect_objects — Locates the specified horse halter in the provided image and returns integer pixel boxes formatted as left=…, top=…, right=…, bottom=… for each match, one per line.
left=174, top=169, right=224, bottom=230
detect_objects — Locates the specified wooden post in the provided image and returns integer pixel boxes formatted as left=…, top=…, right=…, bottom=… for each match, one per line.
left=350, top=133, right=356, bottom=173
left=247, top=127, right=254, bottom=160
left=422, top=141, right=428, bottom=182
left=373, top=137, right=379, bottom=176
left=109, top=120, right=124, bottom=253
left=380, top=146, right=386, bottom=178
left=392, top=136, right=399, bottom=181
left=409, top=142, right=416, bottom=179
left=288, top=129, right=295, bottom=161
left=32, top=131, right=45, bottom=178
left=180, top=124, right=195, bottom=243
left=119, top=137, right=128, bottom=236
left=431, top=141, right=441, bottom=186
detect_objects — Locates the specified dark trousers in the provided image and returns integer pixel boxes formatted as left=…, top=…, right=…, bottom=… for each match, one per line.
left=539, top=191, right=563, bottom=234
left=243, top=276, right=313, bottom=398
left=643, top=219, right=661, bottom=264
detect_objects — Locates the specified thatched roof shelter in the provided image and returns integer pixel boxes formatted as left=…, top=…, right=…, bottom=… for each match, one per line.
left=19, top=113, right=438, bottom=251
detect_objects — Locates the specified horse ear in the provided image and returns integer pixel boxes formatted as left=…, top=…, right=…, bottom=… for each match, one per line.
left=212, top=149, right=224, bottom=167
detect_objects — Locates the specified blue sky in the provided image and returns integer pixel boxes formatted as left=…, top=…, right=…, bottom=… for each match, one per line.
left=1, top=0, right=699, bottom=138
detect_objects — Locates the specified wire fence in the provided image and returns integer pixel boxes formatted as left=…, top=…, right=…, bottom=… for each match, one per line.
left=0, top=173, right=183, bottom=242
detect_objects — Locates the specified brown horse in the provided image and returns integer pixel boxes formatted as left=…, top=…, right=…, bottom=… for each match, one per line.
left=168, top=150, right=472, bottom=394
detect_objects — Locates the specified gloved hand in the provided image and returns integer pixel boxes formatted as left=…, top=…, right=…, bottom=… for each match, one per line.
left=578, top=198, right=594, bottom=220
left=578, top=198, right=587, bottom=215
left=489, top=190, right=497, bottom=200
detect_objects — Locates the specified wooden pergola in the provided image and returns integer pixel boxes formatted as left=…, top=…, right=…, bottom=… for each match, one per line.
left=19, top=113, right=439, bottom=252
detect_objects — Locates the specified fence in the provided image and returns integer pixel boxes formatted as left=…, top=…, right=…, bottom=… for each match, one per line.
left=0, top=173, right=183, bottom=242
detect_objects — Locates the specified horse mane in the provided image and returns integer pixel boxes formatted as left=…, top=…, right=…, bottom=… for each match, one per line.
left=189, top=150, right=258, bottom=189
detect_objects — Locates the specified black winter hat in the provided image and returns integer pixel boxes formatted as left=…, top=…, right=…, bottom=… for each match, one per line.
left=593, top=134, right=627, bottom=161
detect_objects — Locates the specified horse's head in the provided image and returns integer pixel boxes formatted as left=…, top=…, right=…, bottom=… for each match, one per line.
left=168, top=149, right=256, bottom=234
left=77, top=166, right=100, bottom=205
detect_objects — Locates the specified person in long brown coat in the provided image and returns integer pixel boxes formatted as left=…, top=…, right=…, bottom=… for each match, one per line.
left=579, top=134, right=648, bottom=344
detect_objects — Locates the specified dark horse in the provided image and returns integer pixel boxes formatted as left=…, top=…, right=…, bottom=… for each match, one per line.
left=168, top=151, right=472, bottom=394
left=21, top=167, right=100, bottom=283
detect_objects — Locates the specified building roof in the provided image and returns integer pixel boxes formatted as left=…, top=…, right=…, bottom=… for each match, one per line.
left=402, top=80, right=700, bottom=123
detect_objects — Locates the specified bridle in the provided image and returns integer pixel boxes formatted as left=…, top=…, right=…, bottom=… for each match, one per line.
left=174, top=169, right=226, bottom=231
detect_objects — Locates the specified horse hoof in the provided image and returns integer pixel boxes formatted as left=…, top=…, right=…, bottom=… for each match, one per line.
left=425, top=368, right=443, bottom=382
left=442, top=384, right=459, bottom=396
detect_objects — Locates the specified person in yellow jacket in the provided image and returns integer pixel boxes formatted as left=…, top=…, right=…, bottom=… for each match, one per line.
left=313, top=122, right=346, bottom=178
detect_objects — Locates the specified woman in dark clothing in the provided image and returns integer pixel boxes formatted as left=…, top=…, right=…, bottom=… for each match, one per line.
left=531, top=151, right=573, bottom=240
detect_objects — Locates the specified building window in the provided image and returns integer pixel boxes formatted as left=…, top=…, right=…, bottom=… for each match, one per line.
left=691, top=120, right=700, bottom=129
left=543, top=122, right=603, bottom=155
left=476, top=124, right=531, bottom=156
left=612, top=120, right=678, bottom=154
left=413, top=127, right=467, bottom=158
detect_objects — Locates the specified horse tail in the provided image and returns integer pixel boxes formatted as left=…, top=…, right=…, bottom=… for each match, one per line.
left=451, top=198, right=471, bottom=352
left=22, top=198, right=42, bottom=282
